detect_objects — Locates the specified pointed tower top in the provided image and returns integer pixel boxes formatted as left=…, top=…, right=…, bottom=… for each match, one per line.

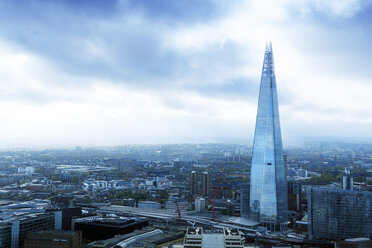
left=265, top=41, right=273, bottom=52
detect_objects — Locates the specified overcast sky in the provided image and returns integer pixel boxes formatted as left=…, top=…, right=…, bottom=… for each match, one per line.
left=0, top=0, right=371, bottom=147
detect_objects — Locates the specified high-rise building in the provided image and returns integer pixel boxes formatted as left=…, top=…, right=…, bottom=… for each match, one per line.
left=249, top=43, right=288, bottom=226
left=240, top=183, right=250, bottom=217
left=342, top=167, right=353, bottom=190
left=307, top=187, right=372, bottom=239
left=287, top=180, right=302, bottom=213
left=200, top=171, right=210, bottom=195
left=190, top=171, right=198, bottom=195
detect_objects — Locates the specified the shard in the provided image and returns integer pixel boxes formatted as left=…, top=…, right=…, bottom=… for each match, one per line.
left=249, top=43, right=288, bottom=226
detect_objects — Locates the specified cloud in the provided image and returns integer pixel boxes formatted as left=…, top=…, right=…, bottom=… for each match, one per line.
left=0, top=0, right=371, bottom=146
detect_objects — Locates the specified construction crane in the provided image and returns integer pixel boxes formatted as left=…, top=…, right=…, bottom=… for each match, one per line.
left=174, top=168, right=224, bottom=224
left=209, top=167, right=223, bottom=221
left=174, top=186, right=207, bottom=225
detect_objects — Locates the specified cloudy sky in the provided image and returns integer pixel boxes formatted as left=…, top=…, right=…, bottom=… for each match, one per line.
left=0, top=0, right=371, bottom=147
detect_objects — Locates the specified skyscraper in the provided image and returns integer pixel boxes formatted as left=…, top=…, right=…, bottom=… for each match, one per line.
left=190, top=171, right=198, bottom=195
left=342, top=167, right=353, bottom=190
left=249, top=43, right=288, bottom=226
left=201, top=171, right=210, bottom=195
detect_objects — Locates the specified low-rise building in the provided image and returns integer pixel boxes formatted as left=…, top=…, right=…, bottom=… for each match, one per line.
left=183, top=227, right=244, bottom=248
left=0, top=211, right=61, bottom=248
left=138, top=201, right=161, bottom=210
left=24, top=230, right=82, bottom=248
left=73, top=215, right=148, bottom=241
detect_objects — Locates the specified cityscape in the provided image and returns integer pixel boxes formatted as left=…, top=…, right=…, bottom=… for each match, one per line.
left=1, top=1, right=372, bottom=248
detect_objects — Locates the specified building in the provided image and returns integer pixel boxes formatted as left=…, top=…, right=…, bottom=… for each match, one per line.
left=17, top=167, right=35, bottom=174
left=249, top=43, right=288, bottom=227
left=166, top=199, right=190, bottom=212
left=287, top=180, right=301, bottom=213
left=307, top=187, right=372, bottom=239
left=73, top=216, right=149, bottom=241
left=138, top=201, right=161, bottom=210
left=183, top=227, right=244, bottom=248
left=24, top=230, right=82, bottom=248
left=340, top=238, right=372, bottom=248
left=46, top=207, right=83, bottom=231
left=0, top=211, right=60, bottom=248
left=342, top=167, right=353, bottom=190
left=195, top=197, right=206, bottom=212
left=240, top=183, right=249, bottom=217
left=200, top=172, right=210, bottom=195
left=190, top=171, right=198, bottom=195
left=85, top=227, right=184, bottom=248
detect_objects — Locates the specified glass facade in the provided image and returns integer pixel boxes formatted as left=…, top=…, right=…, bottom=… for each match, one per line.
left=240, top=183, right=250, bottom=217
left=249, top=43, right=288, bottom=223
left=307, top=187, right=372, bottom=239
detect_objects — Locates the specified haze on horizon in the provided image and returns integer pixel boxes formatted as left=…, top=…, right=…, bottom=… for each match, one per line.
left=0, top=0, right=372, bottom=147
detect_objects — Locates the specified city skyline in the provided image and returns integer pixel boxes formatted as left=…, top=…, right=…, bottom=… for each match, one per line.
left=0, top=0, right=372, bottom=146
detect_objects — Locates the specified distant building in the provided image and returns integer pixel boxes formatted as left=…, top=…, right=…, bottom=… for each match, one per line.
left=195, top=197, right=206, bottom=212
left=17, top=167, right=35, bottom=174
left=190, top=171, right=198, bottom=195
left=183, top=227, right=244, bottom=248
left=82, top=179, right=129, bottom=191
left=307, top=187, right=372, bottom=239
left=342, top=167, right=353, bottom=190
left=249, top=43, right=288, bottom=228
left=166, top=199, right=189, bottom=212
left=138, top=201, right=161, bottom=210
left=24, top=230, right=82, bottom=248
left=297, top=168, right=308, bottom=178
left=287, top=180, right=301, bottom=213
left=200, top=172, right=210, bottom=195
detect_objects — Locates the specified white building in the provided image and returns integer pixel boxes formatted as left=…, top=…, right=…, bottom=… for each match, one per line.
left=17, top=167, right=35, bottom=174
left=195, top=197, right=206, bottom=212
left=183, top=227, right=244, bottom=248
left=82, top=179, right=129, bottom=191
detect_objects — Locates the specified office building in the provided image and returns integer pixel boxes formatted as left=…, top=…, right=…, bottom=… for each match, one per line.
left=0, top=211, right=60, bottom=248
left=200, top=171, right=210, bottom=195
left=24, top=230, right=82, bottom=248
left=190, top=171, right=198, bottom=195
left=287, top=180, right=301, bottom=213
left=307, top=187, right=372, bottom=239
left=249, top=43, right=288, bottom=226
left=342, top=167, right=353, bottom=190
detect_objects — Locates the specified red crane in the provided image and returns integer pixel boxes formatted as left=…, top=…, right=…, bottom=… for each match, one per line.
left=209, top=167, right=223, bottom=221
left=174, top=183, right=208, bottom=225
left=175, top=168, right=223, bottom=224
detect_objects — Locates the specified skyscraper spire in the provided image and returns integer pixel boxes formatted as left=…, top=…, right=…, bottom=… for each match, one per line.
left=249, top=44, right=288, bottom=227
